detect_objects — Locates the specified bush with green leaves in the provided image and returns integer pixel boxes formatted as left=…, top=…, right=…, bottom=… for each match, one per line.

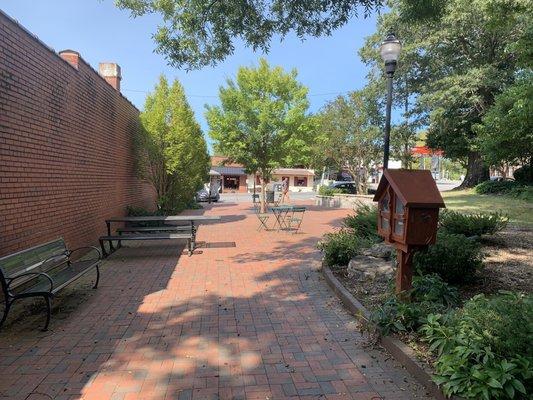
left=513, top=165, right=533, bottom=185
left=343, top=204, right=380, bottom=241
left=439, top=210, right=508, bottom=237
left=370, top=274, right=460, bottom=335
left=318, top=186, right=343, bottom=196
left=475, top=180, right=521, bottom=195
left=317, top=230, right=375, bottom=267
left=414, top=233, right=484, bottom=285
left=420, top=292, right=533, bottom=399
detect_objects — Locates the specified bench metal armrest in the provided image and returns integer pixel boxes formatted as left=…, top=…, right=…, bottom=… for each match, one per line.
left=7, top=271, right=54, bottom=292
left=68, top=246, right=102, bottom=262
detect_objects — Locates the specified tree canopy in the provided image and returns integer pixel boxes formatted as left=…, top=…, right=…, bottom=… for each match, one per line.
left=359, top=0, right=532, bottom=187
left=206, top=59, right=313, bottom=210
left=115, top=0, right=382, bottom=69
left=139, top=75, right=209, bottom=212
left=316, top=89, right=382, bottom=193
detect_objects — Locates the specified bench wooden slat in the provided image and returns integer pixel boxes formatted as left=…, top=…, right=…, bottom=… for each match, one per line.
left=117, top=226, right=191, bottom=233
left=100, top=234, right=192, bottom=240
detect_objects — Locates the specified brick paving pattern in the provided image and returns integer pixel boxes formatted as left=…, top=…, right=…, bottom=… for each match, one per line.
left=0, top=201, right=433, bottom=399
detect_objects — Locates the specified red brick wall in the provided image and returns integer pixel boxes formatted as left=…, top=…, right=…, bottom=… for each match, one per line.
left=0, top=11, right=156, bottom=256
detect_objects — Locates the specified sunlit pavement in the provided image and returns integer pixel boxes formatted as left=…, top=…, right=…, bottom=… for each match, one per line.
left=0, top=201, right=433, bottom=400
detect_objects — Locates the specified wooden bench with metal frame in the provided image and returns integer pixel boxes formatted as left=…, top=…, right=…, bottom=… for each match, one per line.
left=99, top=233, right=194, bottom=257
left=0, top=238, right=101, bottom=331
left=100, top=215, right=221, bottom=257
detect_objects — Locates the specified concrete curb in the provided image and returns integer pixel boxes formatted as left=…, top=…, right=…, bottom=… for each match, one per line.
left=322, top=266, right=457, bottom=400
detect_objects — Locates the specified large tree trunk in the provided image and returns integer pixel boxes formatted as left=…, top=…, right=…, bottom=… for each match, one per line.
left=458, top=151, right=489, bottom=189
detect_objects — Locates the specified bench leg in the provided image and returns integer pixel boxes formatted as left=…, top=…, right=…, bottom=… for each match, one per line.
left=0, top=299, right=12, bottom=329
left=188, top=239, right=193, bottom=256
left=42, top=295, right=52, bottom=332
left=93, top=264, right=100, bottom=289
left=100, top=240, right=108, bottom=258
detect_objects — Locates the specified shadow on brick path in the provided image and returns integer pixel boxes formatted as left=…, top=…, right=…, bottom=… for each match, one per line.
left=0, top=201, right=433, bottom=400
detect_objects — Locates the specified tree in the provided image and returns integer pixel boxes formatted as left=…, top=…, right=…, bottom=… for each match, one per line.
left=476, top=73, right=533, bottom=170
left=205, top=59, right=312, bottom=211
left=114, top=0, right=382, bottom=69
left=360, top=0, right=531, bottom=187
left=391, top=124, right=417, bottom=168
left=316, top=90, right=382, bottom=194
left=139, top=75, right=209, bottom=212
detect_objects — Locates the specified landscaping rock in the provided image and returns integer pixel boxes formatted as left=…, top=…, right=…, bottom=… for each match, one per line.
left=347, top=255, right=395, bottom=281
left=361, top=243, right=394, bottom=259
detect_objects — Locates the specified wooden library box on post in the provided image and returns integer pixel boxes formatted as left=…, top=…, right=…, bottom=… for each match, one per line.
left=373, top=169, right=445, bottom=294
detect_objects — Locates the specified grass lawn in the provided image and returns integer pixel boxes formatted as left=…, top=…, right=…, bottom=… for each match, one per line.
left=441, top=189, right=533, bottom=227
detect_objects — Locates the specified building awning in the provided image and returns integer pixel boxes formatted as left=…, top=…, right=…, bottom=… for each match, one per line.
left=273, top=168, right=315, bottom=176
left=212, top=166, right=247, bottom=176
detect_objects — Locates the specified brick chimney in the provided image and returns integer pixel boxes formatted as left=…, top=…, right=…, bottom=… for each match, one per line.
left=59, top=50, right=80, bottom=69
left=98, top=62, right=121, bottom=91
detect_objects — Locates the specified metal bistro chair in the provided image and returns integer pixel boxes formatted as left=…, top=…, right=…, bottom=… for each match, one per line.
left=288, top=206, right=306, bottom=233
left=253, top=201, right=271, bottom=231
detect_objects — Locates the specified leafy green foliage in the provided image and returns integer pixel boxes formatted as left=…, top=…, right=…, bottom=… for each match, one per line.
left=475, top=180, right=522, bottom=194
left=343, top=205, right=380, bottom=241
left=371, top=274, right=460, bottom=335
left=115, top=0, right=383, bottom=69
left=126, top=205, right=164, bottom=227
left=361, top=0, right=532, bottom=186
left=317, top=230, right=374, bottom=267
left=514, top=165, right=533, bottom=185
left=315, top=89, right=382, bottom=194
left=318, top=186, right=343, bottom=196
left=439, top=210, right=508, bottom=237
left=206, top=59, right=313, bottom=212
left=139, top=76, right=209, bottom=213
left=420, top=292, right=533, bottom=399
left=413, top=233, right=483, bottom=284
left=476, top=74, right=533, bottom=169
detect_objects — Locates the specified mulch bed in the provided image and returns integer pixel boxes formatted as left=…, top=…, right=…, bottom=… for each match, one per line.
left=331, top=227, right=533, bottom=315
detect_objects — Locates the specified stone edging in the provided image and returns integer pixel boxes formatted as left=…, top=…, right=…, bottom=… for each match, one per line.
left=322, top=266, right=460, bottom=400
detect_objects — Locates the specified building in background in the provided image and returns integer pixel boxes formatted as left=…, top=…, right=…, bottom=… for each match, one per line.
left=211, top=156, right=315, bottom=193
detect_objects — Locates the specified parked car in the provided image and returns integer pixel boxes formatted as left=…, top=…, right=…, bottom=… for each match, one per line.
left=490, top=176, right=514, bottom=182
left=195, top=188, right=220, bottom=202
left=330, top=181, right=357, bottom=194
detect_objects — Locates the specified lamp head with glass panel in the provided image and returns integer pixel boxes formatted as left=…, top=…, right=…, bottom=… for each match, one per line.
left=373, top=169, right=445, bottom=252
left=380, top=33, right=402, bottom=77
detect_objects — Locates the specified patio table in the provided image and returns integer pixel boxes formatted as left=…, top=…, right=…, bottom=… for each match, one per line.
left=270, top=205, right=295, bottom=231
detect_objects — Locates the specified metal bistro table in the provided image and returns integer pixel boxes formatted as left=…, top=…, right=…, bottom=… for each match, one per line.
left=270, top=205, right=295, bottom=231
left=104, top=215, right=220, bottom=254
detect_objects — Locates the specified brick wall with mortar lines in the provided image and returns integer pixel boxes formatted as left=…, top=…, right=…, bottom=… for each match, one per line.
left=0, top=11, right=156, bottom=256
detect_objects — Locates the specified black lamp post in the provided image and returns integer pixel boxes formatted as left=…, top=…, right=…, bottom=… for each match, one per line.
left=380, top=33, right=402, bottom=169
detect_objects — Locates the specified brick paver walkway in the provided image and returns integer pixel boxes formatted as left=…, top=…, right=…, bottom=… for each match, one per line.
left=0, top=201, right=432, bottom=400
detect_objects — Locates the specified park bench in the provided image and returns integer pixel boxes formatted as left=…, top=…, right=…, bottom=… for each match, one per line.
left=0, top=238, right=101, bottom=331
left=99, top=233, right=194, bottom=257
left=100, top=215, right=221, bottom=257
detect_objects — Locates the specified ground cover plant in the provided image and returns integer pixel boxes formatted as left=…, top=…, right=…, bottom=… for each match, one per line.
left=420, top=292, right=532, bottom=399
left=439, top=209, right=508, bottom=237
left=370, top=274, right=460, bottom=335
left=343, top=204, right=380, bottom=240
left=413, top=232, right=484, bottom=285
left=318, top=204, right=380, bottom=267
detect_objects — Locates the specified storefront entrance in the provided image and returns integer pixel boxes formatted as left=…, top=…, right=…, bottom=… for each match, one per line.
left=223, top=175, right=240, bottom=191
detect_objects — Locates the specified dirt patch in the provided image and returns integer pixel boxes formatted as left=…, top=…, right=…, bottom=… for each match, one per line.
left=460, top=226, right=533, bottom=299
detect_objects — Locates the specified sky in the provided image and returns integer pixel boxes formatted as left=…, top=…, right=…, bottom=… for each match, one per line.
left=1, top=0, right=381, bottom=147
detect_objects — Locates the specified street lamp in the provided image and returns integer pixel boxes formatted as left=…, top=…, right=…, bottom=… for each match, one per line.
left=380, top=32, right=402, bottom=169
